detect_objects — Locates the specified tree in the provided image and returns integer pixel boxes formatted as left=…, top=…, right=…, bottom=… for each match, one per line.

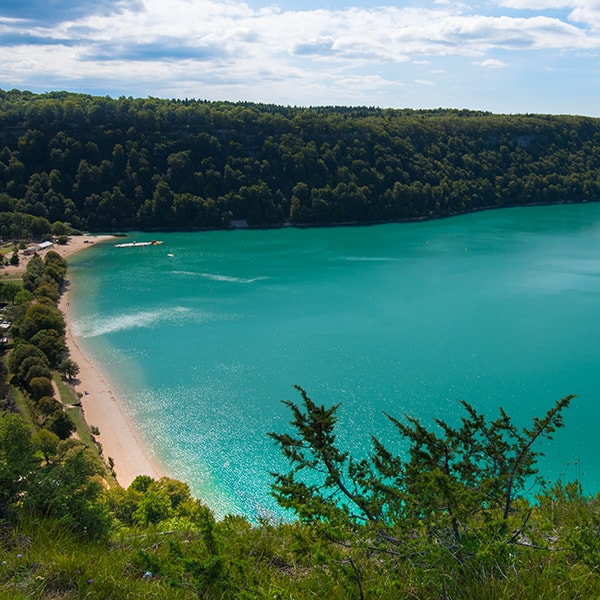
left=130, top=477, right=194, bottom=526
left=43, top=250, right=67, bottom=282
left=58, top=358, right=79, bottom=380
left=133, top=489, right=172, bottom=525
left=46, top=410, right=75, bottom=439
left=0, top=281, right=21, bottom=302
left=22, top=254, right=44, bottom=292
left=0, top=360, right=7, bottom=387
left=23, top=363, right=52, bottom=388
left=43, top=263, right=66, bottom=285
left=14, top=288, right=33, bottom=305
left=150, top=476, right=193, bottom=511
left=32, top=428, right=60, bottom=463
left=16, top=354, right=50, bottom=385
left=9, top=342, right=48, bottom=374
left=270, top=386, right=574, bottom=562
left=18, top=302, right=65, bottom=340
left=34, top=280, right=60, bottom=303
left=51, top=220, right=71, bottom=236
left=0, top=413, right=36, bottom=518
left=31, top=328, right=66, bottom=368
left=37, top=395, right=62, bottom=416
left=25, top=439, right=111, bottom=539
left=130, top=474, right=155, bottom=493
left=28, top=376, right=54, bottom=400
left=103, top=485, right=143, bottom=526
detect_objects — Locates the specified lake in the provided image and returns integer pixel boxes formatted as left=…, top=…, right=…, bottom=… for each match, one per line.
left=69, top=203, right=600, bottom=520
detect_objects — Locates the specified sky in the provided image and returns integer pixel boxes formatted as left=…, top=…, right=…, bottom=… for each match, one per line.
left=1, top=1, right=600, bottom=115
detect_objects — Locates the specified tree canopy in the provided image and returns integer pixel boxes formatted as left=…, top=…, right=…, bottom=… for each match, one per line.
left=0, top=89, right=599, bottom=234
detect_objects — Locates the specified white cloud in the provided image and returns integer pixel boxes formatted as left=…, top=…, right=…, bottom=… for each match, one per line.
left=498, top=0, right=600, bottom=29
left=476, top=58, right=507, bottom=68
left=5, top=2, right=598, bottom=64
left=498, top=1, right=576, bottom=7
left=1, top=1, right=600, bottom=112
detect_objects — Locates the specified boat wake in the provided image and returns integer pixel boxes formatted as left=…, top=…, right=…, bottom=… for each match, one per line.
left=344, top=256, right=399, bottom=262
left=115, top=240, right=163, bottom=248
left=200, top=272, right=269, bottom=284
left=72, top=306, right=197, bottom=338
left=171, top=270, right=268, bottom=284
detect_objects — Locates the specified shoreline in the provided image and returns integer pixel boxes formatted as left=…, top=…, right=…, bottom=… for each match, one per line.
left=6, top=235, right=164, bottom=488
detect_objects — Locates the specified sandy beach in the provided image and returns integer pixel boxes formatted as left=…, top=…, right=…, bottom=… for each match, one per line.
left=6, top=235, right=164, bottom=487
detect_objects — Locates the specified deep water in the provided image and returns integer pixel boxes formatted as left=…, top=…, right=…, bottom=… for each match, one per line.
left=69, top=203, right=600, bottom=520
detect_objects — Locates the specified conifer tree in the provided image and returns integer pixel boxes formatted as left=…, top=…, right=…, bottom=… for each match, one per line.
left=270, top=385, right=574, bottom=561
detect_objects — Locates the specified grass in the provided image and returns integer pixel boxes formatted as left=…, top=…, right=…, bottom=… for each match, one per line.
left=0, top=520, right=194, bottom=599
left=9, top=384, right=37, bottom=431
left=0, top=243, right=22, bottom=283
left=0, top=273, right=23, bottom=284
left=0, top=518, right=366, bottom=600
left=8, top=368, right=91, bottom=441
left=52, top=372, right=118, bottom=486
left=53, top=373, right=92, bottom=443
left=4, top=514, right=600, bottom=600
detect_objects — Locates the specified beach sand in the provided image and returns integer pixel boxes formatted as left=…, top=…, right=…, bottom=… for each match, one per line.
left=5, top=235, right=164, bottom=488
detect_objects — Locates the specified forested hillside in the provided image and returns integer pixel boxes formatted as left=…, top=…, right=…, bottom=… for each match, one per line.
left=1, top=89, right=599, bottom=235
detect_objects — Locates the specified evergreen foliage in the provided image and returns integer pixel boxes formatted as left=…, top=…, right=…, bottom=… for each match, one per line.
left=270, top=387, right=574, bottom=566
left=1, top=89, right=599, bottom=234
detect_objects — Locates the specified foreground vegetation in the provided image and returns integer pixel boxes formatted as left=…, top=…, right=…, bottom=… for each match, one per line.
left=2, top=382, right=600, bottom=598
left=1, top=89, right=600, bottom=237
left=2, top=486, right=600, bottom=600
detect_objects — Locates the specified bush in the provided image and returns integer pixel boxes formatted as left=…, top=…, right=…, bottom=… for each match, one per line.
left=46, top=411, right=75, bottom=440
left=29, top=376, right=54, bottom=401
left=38, top=395, right=62, bottom=416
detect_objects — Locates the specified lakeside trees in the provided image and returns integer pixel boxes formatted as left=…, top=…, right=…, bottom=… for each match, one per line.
left=5, top=250, right=78, bottom=442
left=1, top=89, right=600, bottom=235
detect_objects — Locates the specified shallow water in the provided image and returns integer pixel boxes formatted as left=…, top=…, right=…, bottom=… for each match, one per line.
left=69, top=204, right=600, bottom=519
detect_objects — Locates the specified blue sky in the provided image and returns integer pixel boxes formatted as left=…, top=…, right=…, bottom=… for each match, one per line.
left=1, top=0, right=600, bottom=115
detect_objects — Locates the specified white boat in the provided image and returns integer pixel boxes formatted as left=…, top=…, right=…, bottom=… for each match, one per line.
left=115, top=240, right=163, bottom=248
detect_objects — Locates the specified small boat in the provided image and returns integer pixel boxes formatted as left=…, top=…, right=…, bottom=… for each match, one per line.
left=115, top=240, right=163, bottom=248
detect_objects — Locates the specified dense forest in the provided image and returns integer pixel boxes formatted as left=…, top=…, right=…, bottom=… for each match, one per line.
left=1, top=88, right=600, bottom=237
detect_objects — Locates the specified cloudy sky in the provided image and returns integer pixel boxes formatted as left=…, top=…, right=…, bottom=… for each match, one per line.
left=2, top=0, right=600, bottom=115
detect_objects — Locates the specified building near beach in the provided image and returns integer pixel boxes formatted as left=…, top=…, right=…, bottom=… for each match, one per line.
left=23, top=240, right=54, bottom=255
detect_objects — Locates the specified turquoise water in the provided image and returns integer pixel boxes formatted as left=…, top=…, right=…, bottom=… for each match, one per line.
left=69, top=204, right=600, bottom=520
